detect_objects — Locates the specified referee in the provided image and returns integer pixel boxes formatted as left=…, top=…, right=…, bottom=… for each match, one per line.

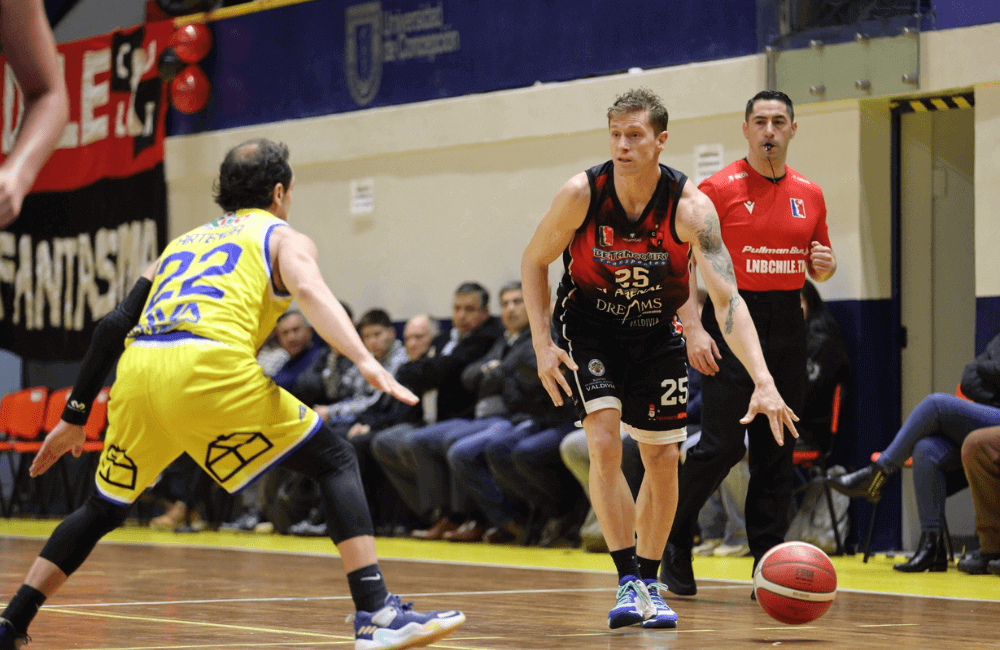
left=660, top=90, right=837, bottom=596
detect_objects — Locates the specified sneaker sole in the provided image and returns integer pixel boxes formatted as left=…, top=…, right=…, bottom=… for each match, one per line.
left=641, top=617, right=678, bottom=629
left=356, top=613, right=466, bottom=650
left=608, top=611, right=645, bottom=629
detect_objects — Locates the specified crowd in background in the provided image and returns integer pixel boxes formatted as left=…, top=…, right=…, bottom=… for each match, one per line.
left=134, top=278, right=851, bottom=551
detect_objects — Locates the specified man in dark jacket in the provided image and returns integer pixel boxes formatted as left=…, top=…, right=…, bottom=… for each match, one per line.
left=961, top=332, right=1000, bottom=407
left=370, top=282, right=503, bottom=535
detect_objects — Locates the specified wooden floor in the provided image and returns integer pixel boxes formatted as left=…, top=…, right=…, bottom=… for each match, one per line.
left=2, top=521, right=998, bottom=649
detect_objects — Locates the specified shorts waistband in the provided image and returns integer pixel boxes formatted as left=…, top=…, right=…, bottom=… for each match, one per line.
left=130, top=331, right=229, bottom=349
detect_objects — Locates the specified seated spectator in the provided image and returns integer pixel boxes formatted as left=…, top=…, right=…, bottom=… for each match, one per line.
left=445, top=282, right=580, bottom=544
left=371, top=282, right=503, bottom=538
left=797, top=280, right=851, bottom=453
left=827, top=330, right=1000, bottom=572
left=340, top=314, right=438, bottom=534
left=957, top=425, right=1000, bottom=576
left=316, top=308, right=409, bottom=423
left=271, top=310, right=334, bottom=407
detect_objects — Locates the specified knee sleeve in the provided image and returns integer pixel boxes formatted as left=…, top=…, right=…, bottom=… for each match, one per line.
left=39, top=494, right=131, bottom=576
left=280, top=423, right=373, bottom=544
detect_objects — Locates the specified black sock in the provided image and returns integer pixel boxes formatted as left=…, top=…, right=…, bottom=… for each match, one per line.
left=610, top=546, right=639, bottom=582
left=346, top=564, right=389, bottom=613
left=637, top=555, right=660, bottom=582
left=2, top=585, right=46, bottom=635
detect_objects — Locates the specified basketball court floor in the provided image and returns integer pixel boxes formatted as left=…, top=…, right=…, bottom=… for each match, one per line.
left=2, top=519, right=997, bottom=649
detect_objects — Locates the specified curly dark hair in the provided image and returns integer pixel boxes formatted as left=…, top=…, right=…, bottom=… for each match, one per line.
left=213, top=138, right=293, bottom=212
left=745, top=90, right=794, bottom=122
left=608, top=87, right=669, bottom=135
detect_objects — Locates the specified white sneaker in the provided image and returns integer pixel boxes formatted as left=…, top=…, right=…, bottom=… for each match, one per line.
left=693, top=538, right=723, bottom=556
left=713, top=542, right=751, bottom=557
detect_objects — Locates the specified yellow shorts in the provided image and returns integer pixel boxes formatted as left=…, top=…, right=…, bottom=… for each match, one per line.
left=96, top=338, right=320, bottom=505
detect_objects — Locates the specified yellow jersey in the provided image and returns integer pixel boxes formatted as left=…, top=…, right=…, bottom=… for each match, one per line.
left=127, top=209, right=292, bottom=354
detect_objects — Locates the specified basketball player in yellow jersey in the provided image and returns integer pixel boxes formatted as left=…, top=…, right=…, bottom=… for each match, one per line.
left=0, top=139, right=466, bottom=650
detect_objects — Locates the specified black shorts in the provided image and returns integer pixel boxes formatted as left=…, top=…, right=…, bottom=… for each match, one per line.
left=556, top=318, right=688, bottom=444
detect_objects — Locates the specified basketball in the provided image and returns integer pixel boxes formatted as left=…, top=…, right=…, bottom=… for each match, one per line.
left=753, top=541, right=837, bottom=625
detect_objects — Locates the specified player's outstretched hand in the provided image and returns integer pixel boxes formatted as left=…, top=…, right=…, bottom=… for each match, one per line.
left=535, top=340, right=578, bottom=407
left=685, top=326, right=721, bottom=376
left=357, top=357, right=419, bottom=405
left=741, top=382, right=799, bottom=446
left=30, top=420, right=85, bottom=477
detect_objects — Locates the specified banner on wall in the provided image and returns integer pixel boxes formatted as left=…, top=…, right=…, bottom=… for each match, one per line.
left=0, top=22, right=173, bottom=361
left=171, top=0, right=757, bottom=134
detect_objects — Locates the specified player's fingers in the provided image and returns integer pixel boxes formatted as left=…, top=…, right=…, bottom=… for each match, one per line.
left=556, top=372, right=574, bottom=398
left=785, top=412, right=800, bottom=438
left=539, top=373, right=563, bottom=407
left=73, top=444, right=84, bottom=457
left=770, top=416, right=785, bottom=446
left=559, top=349, right=578, bottom=371
left=739, top=406, right=756, bottom=425
left=30, top=451, right=55, bottom=477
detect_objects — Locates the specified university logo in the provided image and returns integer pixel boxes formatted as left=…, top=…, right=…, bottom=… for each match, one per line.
left=588, top=359, right=606, bottom=377
left=345, top=2, right=383, bottom=107
left=790, top=198, right=807, bottom=218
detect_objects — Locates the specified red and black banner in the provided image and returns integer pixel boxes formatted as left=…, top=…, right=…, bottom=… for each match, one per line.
left=0, top=21, right=173, bottom=361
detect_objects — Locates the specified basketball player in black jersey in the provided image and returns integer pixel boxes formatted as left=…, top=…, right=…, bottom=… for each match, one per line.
left=0, top=0, right=69, bottom=229
left=521, top=88, right=798, bottom=630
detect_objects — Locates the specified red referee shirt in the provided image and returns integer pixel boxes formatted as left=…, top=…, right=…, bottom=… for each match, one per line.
left=698, top=158, right=830, bottom=292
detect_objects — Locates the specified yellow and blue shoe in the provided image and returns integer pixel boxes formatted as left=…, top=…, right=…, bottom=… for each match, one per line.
left=349, top=594, right=465, bottom=650
left=0, top=618, right=28, bottom=650
left=608, top=575, right=655, bottom=629
left=640, top=580, right=678, bottom=628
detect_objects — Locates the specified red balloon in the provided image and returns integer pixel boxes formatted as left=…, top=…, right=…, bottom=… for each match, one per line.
left=170, top=23, right=212, bottom=63
left=170, top=64, right=210, bottom=114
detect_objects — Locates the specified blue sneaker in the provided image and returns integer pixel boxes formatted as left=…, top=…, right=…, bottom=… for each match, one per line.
left=640, top=580, right=678, bottom=628
left=0, top=618, right=29, bottom=650
left=608, top=575, right=654, bottom=629
left=349, top=594, right=465, bottom=650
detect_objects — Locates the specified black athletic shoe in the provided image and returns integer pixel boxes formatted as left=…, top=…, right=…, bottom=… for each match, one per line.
left=0, top=617, right=28, bottom=650
left=659, top=542, right=697, bottom=596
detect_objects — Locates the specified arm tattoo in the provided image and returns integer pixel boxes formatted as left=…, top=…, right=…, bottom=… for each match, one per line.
left=697, top=212, right=742, bottom=335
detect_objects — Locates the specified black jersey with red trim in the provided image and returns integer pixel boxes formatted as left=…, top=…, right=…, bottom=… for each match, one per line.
left=699, top=159, right=830, bottom=292
left=554, top=161, right=690, bottom=333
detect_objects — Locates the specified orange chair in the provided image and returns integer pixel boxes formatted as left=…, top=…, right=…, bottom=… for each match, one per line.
left=791, top=383, right=845, bottom=555
left=0, top=386, right=50, bottom=517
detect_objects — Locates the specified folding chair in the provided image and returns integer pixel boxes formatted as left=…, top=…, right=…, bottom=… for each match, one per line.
left=0, top=386, right=50, bottom=516
left=791, top=383, right=845, bottom=555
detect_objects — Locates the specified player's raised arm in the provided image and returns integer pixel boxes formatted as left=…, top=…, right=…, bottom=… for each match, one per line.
left=520, top=173, right=589, bottom=406
left=675, top=181, right=798, bottom=444
left=271, top=226, right=417, bottom=406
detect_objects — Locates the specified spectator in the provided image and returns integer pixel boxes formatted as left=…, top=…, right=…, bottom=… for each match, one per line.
left=371, top=283, right=502, bottom=537
left=271, top=310, right=333, bottom=408
left=957, top=425, right=1000, bottom=576
left=827, top=332, right=1000, bottom=572
left=316, top=308, right=408, bottom=423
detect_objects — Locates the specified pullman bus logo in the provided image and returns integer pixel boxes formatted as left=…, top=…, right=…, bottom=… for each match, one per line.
left=345, top=2, right=383, bottom=107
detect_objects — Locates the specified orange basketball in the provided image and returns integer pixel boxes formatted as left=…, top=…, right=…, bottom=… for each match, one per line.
left=753, top=541, right=836, bottom=625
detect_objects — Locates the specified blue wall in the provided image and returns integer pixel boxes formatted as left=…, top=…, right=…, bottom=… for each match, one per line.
left=168, top=0, right=757, bottom=135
